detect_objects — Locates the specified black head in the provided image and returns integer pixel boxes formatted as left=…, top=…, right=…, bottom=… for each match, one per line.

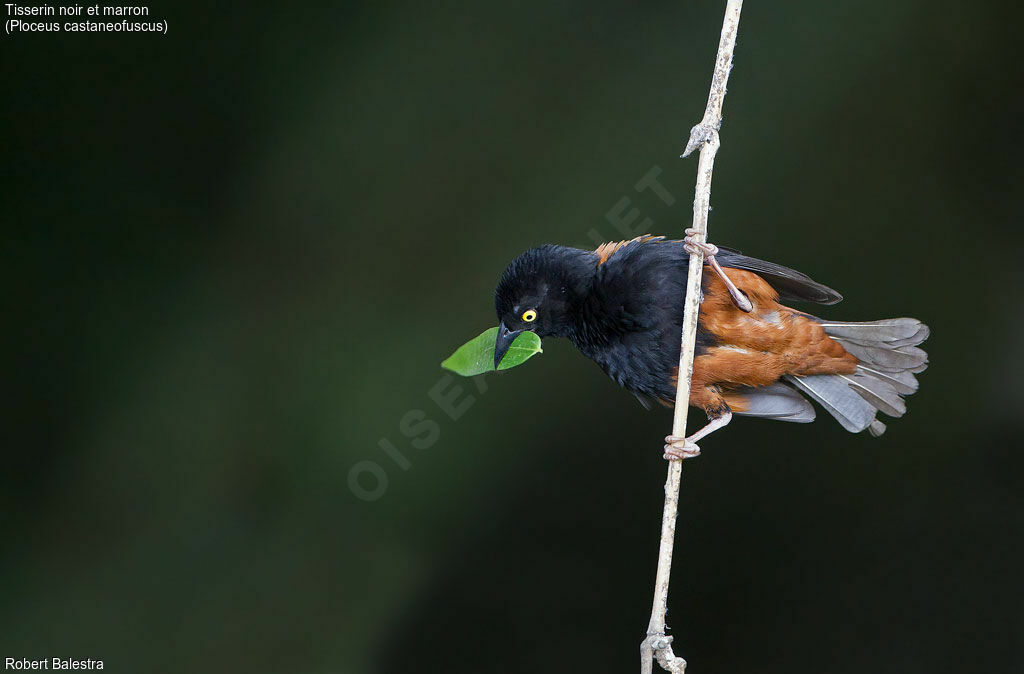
left=492, top=245, right=595, bottom=367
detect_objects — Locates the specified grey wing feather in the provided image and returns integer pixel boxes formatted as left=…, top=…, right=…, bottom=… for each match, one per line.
left=733, top=382, right=816, bottom=423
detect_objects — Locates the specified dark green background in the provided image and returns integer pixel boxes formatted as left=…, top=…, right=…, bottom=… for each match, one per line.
left=3, top=1, right=1021, bottom=672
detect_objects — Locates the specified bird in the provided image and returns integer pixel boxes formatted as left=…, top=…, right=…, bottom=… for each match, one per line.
left=493, top=232, right=929, bottom=459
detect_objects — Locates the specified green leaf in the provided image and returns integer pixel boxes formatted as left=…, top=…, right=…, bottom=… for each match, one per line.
left=440, top=326, right=543, bottom=376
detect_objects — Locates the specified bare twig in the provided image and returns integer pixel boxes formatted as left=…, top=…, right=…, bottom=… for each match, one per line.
left=640, top=2, right=744, bottom=672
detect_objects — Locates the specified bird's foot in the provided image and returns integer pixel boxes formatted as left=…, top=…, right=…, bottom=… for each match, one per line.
left=683, top=229, right=752, bottom=313
left=663, top=435, right=701, bottom=461
left=683, top=228, right=719, bottom=258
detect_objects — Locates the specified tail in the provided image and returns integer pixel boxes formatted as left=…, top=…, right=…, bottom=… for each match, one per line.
left=784, top=317, right=929, bottom=437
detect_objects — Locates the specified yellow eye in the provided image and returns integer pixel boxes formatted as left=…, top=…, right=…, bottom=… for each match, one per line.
left=521, top=309, right=537, bottom=323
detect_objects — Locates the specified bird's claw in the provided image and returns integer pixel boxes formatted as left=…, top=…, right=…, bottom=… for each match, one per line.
left=663, top=435, right=701, bottom=461
left=683, top=228, right=719, bottom=258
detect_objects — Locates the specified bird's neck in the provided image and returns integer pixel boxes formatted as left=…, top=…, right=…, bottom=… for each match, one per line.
left=545, top=248, right=619, bottom=351
left=557, top=246, right=598, bottom=306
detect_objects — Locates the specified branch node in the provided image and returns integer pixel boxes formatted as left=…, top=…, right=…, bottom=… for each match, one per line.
left=680, top=121, right=719, bottom=158
left=642, top=634, right=688, bottom=674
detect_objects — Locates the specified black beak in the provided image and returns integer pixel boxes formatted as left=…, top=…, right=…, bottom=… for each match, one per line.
left=494, top=322, right=524, bottom=369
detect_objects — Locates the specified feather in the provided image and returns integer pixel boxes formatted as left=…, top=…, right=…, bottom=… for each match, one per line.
left=839, top=327, right=930, bottom=349
left=733, top=382, right=816, bottom=423
left=855, top=365, right=919, bottom=395
left=816, top=317, right=923, bottom=341
left=839, top=373, right=906, bottom=418
left=632, top=391, right=654, bottom=410
left=833, top=340, right=928, bottom=371
left=715, top=248, right=843, bottom=305
left=886, top=325, right=930, bottom=348
left=784, top=374, right=878, bottom=433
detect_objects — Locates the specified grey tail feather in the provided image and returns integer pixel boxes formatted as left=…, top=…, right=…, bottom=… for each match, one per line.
left=785, top=373, right=878, bottom=433
left=787, top=317, right=929, bottom=436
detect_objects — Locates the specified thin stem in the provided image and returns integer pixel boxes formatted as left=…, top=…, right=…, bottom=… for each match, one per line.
left=641, top=2, right=743, bottom=672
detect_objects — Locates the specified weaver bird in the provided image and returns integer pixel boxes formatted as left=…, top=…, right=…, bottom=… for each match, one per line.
left=493, top=232, right=929, bottom=459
